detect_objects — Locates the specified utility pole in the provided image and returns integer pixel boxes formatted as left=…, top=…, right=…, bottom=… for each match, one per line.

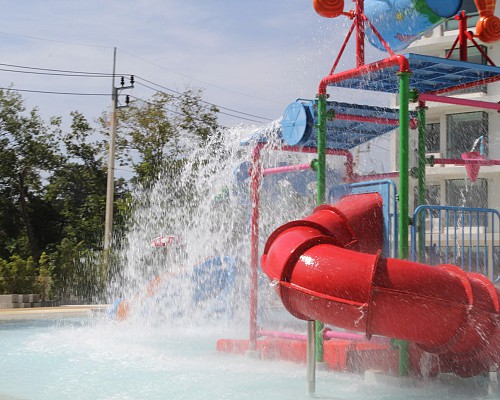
left=104, top=47, right=117, bottom=250
left=104, top=47, right=133, bottom=250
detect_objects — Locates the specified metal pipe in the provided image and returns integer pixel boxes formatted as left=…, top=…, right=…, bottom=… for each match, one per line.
left=104, top=47, right=118, bottom=250
left=417, top=101, right=427, bottom=262
left=279, top=145, right=355, bottom=182
left=249, top=144, right=263, bottom=351
left=307, top=320, right=316, bottom=395
left=356, top=0, right=365, bottom=67
left=398, top=72, right=411, bottom=261
left=262, top=163, right=311, bottom=176
left=318, top=54, right=410, bottom=94
left=334, top=112, right=414, bottom=126
left=314, top=93, right=328, bottom=366
left=458, top=11, right=469, bottom=61
left=419, top=93, right=500, bottom=111
left=397, top=70, right=411, bottom=377
left=351, top=172, right=399, bottom=182
left=428, top=158, right=500, bottom=166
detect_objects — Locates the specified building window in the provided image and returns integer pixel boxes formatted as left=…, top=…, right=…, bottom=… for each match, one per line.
left=444, top=0, right=479, bottom=31
left=446, top=112, right=488, bottom=159
left=446, top=178, right=488, bottom=226
left=447, top=45, right=488, bottom=65
left=446, top=178, right=488, bottom=208
left=414, top=184, right=440, bottom=208
left=426, top=123, right=440, bottom=153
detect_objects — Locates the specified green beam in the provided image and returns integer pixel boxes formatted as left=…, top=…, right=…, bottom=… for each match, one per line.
left=398, top=72, right=411, bottom=261
left=397, top=71, right=411, bottom=377
left=314, top=93, right=328, bottom=362
left=417, top=102, right=427, bottom=262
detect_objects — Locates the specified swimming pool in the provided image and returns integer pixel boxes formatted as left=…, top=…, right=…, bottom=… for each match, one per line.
left=0, top=315, right=494, bottom=400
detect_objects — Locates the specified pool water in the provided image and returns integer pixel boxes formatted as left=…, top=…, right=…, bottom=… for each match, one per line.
left=0, top=316, right=495, bottom=400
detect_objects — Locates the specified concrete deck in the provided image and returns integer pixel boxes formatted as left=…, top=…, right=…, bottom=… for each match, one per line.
left=0, top=305, right=108, bottom=320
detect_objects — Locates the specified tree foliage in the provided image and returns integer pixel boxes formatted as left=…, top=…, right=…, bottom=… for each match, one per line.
left=100, top=88, right=220, bottom=186
left=0, top=86, right=222, bottom=302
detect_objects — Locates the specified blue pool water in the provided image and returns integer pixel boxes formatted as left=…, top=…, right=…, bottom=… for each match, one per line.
left=0, top=315, right=495, bottom=400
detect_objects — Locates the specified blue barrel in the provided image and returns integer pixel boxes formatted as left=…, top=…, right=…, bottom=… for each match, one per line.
left=364, top=0, right=463, bottom=52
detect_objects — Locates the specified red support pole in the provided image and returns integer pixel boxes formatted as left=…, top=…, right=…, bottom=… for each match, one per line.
left=419, top=93, right=500, bottom=111
left=249, top=143, right=263, bottom=351
left=356, top=0, right=365, bottom=67
left=334, top=112, right=405, bottom=126
left=430, top=157, right=500, bottom=166
left=263, top=163, right=311, bottom=176
left=280, top=145, right=355, bottom=182
left=458, top=11, right=469, bottom=61
left=318, top=54, right=410, bottom=94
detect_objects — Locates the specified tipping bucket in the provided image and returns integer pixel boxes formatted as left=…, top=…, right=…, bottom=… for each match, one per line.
left=461, top=151, right=485, bottom=182
left=364, top=0, right=463, bottom=52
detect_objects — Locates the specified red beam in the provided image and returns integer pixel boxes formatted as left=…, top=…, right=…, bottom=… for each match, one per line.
left=419, top=93, right=500, bottom=111
left=318, top=55, right=410, bottom=95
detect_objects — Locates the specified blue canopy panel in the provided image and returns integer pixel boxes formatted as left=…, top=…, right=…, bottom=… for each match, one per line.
left=241, top=100, right=406, bottom=150
left=326, top=53, right=500, bottom=94
left=241, top=54, right=500, bottom=149
left=279, top=99, right=411, bottom=150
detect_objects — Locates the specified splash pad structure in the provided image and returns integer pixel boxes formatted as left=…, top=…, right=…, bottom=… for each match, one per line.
left=218, top=0, right=500, bottom=394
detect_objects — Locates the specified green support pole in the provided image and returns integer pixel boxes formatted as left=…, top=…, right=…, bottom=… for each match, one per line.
left=317, top=95, right=327, bottom=205
left=417, top=102, right=427, bottom=262
left=396, top=71, right=411, bottom=377
left=398, top=72, right=411, bottom=261
left=314, top=93, right=328, bottom=363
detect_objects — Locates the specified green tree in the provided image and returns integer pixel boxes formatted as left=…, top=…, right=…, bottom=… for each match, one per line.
left=100, top=88, right=220, bottom=187
left=0, top=88, right=60, bottom=261
left=0, top=255, right=37, bottom=294
left=46, top=111, right=109, bottom=248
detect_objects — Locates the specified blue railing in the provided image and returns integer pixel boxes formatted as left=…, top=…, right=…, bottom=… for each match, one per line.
left=411, top=205, right=500, bottom=282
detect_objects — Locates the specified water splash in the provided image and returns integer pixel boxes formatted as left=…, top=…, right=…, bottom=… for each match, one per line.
left=106, top=123, right=321, bottom=331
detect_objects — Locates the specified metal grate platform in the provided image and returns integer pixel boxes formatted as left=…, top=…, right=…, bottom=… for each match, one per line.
left=327, top=53, right=500, bottom=94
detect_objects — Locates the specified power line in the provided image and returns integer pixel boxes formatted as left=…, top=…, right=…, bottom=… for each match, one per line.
left=0, top=61, right=130, bottom=77
left=134, top=77, right=274, bottom=122
left=0, top=58, right=274, bottom=122
left=0, top=30, right=112, bottom=49
left=118, top=47, right=281, bottom=105
left=0, top=86, right=109, bottom=96
left=128, top=94, right=266, bottom=124
left=0, top=60, right=274, bottom=121
left=0, top=67, right=113, bottom=78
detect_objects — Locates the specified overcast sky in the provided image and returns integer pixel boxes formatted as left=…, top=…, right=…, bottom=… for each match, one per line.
left=0, top=0, right=389, bottom=130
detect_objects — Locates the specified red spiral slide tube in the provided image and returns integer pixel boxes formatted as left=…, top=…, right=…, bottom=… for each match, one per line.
left=261, top=193, right=500, bottom=377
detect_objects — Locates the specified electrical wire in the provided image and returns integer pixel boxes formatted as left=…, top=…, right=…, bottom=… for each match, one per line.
left=0, top=30, right=112, bottom=49
left=0, top=67, right=113, bottom=78
left=0, top=86, right=109, bottom=96
left=134, top=77, right=274, bottom=122
left=128, top=94, right=265, bottom=124
left=0, top=61, right=132, bottom=77
left=118, top=47, right=282, bottom=105
left=0, top=60, right=274, bottom=122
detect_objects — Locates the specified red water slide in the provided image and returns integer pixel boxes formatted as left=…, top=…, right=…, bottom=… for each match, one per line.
left=261, top=193, right=500, bottom=377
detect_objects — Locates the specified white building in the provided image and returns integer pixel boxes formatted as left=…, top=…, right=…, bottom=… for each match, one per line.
left=388, top=0, right=500, bottom=277
left=399, top=0, right=500, bottom=212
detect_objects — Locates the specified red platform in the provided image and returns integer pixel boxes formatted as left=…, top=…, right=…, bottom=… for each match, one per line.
left=217, top=337, right=400, bottom=375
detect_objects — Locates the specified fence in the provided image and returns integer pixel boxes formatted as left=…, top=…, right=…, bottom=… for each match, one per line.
left=411, top=205, right=500, bottom=283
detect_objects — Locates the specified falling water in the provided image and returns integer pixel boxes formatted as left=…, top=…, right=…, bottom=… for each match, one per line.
left=106, top=122, right=332, bottom=330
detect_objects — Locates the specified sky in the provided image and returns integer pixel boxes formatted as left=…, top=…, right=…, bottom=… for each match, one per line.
left=0, top=0, right=388, bottom=131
